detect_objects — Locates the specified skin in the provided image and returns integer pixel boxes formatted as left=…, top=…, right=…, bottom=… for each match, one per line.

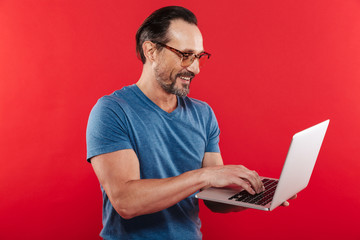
left=91, top=19, right=295, bottom=219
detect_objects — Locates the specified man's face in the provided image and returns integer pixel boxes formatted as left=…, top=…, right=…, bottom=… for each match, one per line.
left=153, top=20, right=204, bottom=97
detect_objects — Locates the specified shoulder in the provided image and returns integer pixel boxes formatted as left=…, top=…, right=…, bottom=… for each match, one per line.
left=93, top=85, right=137, bottom=111
left=88, top=85, right=140, bottom=126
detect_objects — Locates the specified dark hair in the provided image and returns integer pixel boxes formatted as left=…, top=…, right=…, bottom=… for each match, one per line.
left=135, top=6, right=198, bottom=64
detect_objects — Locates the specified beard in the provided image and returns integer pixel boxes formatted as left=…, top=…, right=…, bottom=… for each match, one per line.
left=154, top=65, right=194, bottom=97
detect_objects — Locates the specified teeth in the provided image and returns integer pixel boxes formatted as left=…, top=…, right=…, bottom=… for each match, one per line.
left=180, top=76, right=191, bottom=80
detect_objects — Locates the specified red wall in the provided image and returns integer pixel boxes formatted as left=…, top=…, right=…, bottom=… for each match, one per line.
left=1, top=0, right=359, bottom=239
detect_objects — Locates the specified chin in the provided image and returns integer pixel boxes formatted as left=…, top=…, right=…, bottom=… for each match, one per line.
left=174, top=86, right=190, bottom=97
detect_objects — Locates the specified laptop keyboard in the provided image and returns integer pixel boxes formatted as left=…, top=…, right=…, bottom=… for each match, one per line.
left=228, top=179, right=278, bottom=206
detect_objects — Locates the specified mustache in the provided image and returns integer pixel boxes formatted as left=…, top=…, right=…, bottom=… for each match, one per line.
left=176, top=71, right=195, bottom=79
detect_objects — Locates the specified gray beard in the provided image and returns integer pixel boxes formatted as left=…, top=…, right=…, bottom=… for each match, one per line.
left=154, top=65, right=191, bottom=97
left=157, top=79, right=190, bottom=97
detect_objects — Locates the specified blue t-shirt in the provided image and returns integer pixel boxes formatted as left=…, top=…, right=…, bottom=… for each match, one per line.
left=86, top=84, right=220, bottom=240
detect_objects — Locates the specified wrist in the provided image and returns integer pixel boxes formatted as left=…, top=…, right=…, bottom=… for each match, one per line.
left=197, top=167, right=211, bottom=190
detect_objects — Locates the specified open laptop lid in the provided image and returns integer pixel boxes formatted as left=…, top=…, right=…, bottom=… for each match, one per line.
left=269, top=119, right=329, bottom=210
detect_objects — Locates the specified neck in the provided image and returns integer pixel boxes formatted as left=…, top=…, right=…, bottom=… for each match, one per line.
left=136, top=67, right=178, bottom=113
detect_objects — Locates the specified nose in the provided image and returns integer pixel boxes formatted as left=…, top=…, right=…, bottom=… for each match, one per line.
left=186, top=58, right=200, bottom=75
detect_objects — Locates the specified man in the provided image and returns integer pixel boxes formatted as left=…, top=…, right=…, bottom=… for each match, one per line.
left=86, top=6, right=294, bottom=239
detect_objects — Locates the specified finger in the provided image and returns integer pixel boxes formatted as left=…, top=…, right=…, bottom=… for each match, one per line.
left=282, top=201, right=289, bottom=207
left=238, top=169, right=264, bottom=194
left=233, top=166, right=259, bottom=191
left=225, top=165, right=263, bottom=193
left=251, top=170, right=265, bottom=192
left=290, top=194, right=297, bottom=200
left=231, top=177, right=256, bottom=195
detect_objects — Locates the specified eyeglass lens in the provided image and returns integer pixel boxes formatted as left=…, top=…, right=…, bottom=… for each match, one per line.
left=182, top=54, right=209, bottom=68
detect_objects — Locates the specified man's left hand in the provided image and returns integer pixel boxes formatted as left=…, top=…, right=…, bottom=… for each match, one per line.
left=281, top=194, right=297, bottom=207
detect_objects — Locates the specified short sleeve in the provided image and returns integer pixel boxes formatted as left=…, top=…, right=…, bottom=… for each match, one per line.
left=86, top=97, right=133, bottom=162
left=205, top=105, right=220, bottom=153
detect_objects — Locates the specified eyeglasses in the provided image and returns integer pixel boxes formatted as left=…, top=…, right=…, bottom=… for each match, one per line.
left=153, top=41, right=211, bottom=68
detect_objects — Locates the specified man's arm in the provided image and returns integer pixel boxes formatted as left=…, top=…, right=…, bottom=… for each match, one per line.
left=90, top=149, right=264, bottom=219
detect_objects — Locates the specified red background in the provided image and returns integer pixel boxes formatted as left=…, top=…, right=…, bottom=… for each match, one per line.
left=1, top=0, right=359, bottom=239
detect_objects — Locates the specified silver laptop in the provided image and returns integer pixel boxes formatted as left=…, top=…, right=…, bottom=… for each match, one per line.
left=196, top=120, right=329, bottom=211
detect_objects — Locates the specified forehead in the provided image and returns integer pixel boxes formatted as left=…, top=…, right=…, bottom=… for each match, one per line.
left=166, top=19, right=204, bottom=52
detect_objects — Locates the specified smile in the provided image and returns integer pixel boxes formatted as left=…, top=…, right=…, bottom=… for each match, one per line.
left=179, top=76, right=191, bottom=81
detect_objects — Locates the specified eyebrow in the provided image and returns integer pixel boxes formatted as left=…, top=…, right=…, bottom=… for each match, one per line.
left=182, top=48, right=205, bottom=54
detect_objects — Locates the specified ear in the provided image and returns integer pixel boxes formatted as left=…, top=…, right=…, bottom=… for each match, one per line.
left=142, top=41, right=157, bottom=63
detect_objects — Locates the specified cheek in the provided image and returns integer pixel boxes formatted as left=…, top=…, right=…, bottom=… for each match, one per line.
left=170, top=69, right=179, bottom=81
left=161, top=64, right=180, bottom=81
left=154, top=56, right=182, bottom=81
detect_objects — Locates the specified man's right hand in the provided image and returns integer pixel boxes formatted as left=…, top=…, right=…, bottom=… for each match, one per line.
left=202, top=165, right=265, bottom=195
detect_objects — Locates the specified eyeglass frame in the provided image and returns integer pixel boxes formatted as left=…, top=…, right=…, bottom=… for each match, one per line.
left=152, top=41, right=211, bottom=67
